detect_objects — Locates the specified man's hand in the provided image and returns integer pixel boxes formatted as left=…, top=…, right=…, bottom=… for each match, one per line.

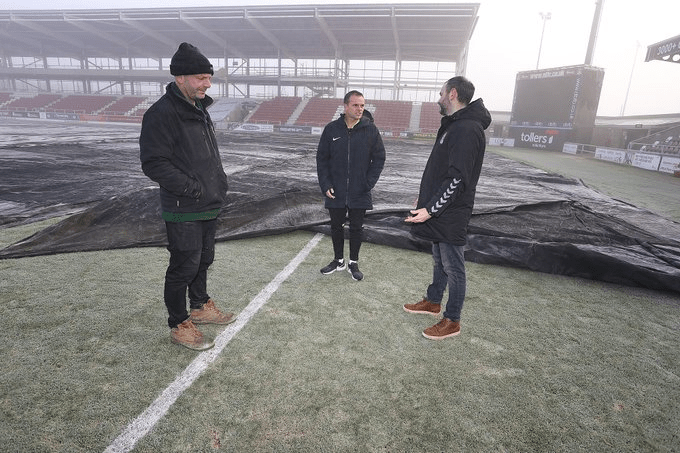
left=325, top=188, right=336, bottom=199
left=405, top=208, right=431, bottom=223
left=188, top=179, right=202, bottom=199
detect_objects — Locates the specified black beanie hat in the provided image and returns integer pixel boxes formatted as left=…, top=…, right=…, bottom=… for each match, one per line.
left=170, top=42, right=214, bottom=76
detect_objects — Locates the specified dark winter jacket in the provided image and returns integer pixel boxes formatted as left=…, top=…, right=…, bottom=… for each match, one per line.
left=316, top=110, right=386, bottom=210
left=139, top=82, right=228, bottom=220
left=411, top=98, right=491, bottom=244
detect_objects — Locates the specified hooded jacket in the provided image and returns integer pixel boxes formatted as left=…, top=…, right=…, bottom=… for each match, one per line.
left=411, top=98, right=491, bottom=244
left=316, top=110, right=386, bottom=210
left=140, top=82, right=228, bottom=221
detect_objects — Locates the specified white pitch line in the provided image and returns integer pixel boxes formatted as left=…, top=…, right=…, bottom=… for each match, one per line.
left=104, top=232, right=324, bottom=453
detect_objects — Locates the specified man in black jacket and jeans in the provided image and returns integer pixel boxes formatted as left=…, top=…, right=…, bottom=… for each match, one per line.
left=140, top=42, right=236, bottom=351
left=316, top=90, right=386, bottom=281
left=404, top=76, right=491, bottom=340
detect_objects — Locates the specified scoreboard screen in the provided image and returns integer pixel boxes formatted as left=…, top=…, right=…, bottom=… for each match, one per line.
left=510, top=66, right=591, bottom=129
left=508, top=65, right=604, bottom=150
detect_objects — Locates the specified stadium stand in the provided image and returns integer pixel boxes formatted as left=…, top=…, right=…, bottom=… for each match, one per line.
left=127, top=96, right=159, bottom=119
left=3, top=94, right=63, bottom=111
left=294, top=97, right=417, bottom=134
left=630, top=124, right=680, bottom=155
left=419, top=102, right=442, bottom=134
left=295, top=97, right=343, bottom=127
left=248, top=96, right=301, bottom=125
left=100, top=96, right=148, bottom=116
left=0, top=92, right=152, bottom=122
left=1, top=90, right=678, bottom=157
left=371, top=100, right=413, bottom=135
left=130, top=107, right=149, bottom=118
left=47, top=95, right=117, bottom=114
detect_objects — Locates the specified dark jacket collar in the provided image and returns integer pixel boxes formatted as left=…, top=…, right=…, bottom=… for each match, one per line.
left=167, top=81, right=214, bottom=110
left=441, top=98, right=491, bottom=130
left=338, top=109, right=375, bottom=129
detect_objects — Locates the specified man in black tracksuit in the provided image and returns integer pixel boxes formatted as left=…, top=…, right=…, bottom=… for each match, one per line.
left=404, top=76, right=491, bottom=340
left=316, top=90, right=386, bottom=281
left=140, top=42, right=236, bottom=351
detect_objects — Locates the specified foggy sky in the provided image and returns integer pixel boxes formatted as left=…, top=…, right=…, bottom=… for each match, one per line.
left=3, top=0, right=679, bottom=117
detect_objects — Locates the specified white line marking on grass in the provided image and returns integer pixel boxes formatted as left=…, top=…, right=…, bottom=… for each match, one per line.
left=104, top=232, right=324, bottom=453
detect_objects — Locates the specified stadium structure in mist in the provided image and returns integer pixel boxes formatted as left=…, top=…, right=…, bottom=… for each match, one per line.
left=0, top=5, right=475, bottom=99
left=0, top=4, right=679, bottom=150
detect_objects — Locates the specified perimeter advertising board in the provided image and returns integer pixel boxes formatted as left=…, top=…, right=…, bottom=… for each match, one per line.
left=508, top=65, right=604, bottom=151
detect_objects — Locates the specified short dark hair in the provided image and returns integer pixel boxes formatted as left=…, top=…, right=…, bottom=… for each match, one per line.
left=444, top=76, right=475, bottom=105
left=344, top=90, right=364, bottom=104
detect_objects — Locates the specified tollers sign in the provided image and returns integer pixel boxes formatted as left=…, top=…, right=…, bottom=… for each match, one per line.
left=509, top=128, right=570, bottom=151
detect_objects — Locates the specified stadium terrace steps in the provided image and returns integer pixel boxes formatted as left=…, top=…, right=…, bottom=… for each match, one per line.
left=3, top=93, right=62, bottom=111
left=0, top=93, right=148, bottom=117
left=419, top=101, right=442, bottom=134
left=0, top=92, right=452, bottom=134
left=248, top=96, right=302, bottom=125
left=295, top=97, right=343, bottom=127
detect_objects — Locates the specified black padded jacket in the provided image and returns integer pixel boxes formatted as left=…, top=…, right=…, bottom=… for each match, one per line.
left=316, top=110, right=386, bottom=210
left=139, top=82, right=228, bottom=217
left=411, top=98, right=491, bottom=245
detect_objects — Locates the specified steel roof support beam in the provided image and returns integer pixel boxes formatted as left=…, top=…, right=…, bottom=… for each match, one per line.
left=180, top=12, right=245, bottom=60
left=245, top=9, right=296, bottom=63
left=391, top=8, right=402, bottom=100
left=65, top=15, right=131, bottom=53
left=456, top=13, right=478, bottom=76
left=120, top=13, right=176, bottom=55
left=10, top=13, right=84, bottom=58
left=0, top=29, right=44, bottom=55
left=314, top=9, right=339, bottom=57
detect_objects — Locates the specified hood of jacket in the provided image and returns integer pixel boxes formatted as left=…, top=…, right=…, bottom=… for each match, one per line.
left=439, top=98, right=491, bottom=134
left=337, top=108, right=375, bottom=129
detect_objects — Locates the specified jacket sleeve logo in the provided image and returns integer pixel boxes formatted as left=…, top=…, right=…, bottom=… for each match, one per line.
left=430, top=177, right=461, bottom=214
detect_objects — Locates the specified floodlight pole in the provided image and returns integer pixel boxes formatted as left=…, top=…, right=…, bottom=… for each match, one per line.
left=621, top=42, right=640, bottom=116
left=584, top=0, right=605, bottom=66
left=536, top=12, right=551, bottom=70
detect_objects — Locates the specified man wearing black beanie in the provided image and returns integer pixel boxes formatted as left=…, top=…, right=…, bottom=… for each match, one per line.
left=140, top=42, right=236, bottom=350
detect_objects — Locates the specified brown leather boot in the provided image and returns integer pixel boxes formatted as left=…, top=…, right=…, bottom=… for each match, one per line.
left=190, top=299, right=237, bottom=325
left=403, top=298, right=441, bottom=316
left=422, top=318, right=461, bottom=340
left=170, top=319, right=214, bottom=350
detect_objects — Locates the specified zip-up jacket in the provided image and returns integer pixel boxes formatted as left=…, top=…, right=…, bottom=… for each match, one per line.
left=316, top=110, right=386, bottom=210
left=411, top=98, right=491, bottom=244
left=139, top=82, right=228, bottom=220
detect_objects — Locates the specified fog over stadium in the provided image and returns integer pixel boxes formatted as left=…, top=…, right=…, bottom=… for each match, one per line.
left=3, top=0, right=679, bottom=116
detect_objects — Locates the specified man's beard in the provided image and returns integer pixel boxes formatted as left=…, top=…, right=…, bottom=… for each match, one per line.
left=438, top=102, right=447, bottom=116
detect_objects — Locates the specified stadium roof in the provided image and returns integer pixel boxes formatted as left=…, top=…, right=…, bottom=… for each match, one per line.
left=0, top=3, right=480, bottom=63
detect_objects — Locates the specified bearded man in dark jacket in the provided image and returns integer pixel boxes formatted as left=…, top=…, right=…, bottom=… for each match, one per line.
left=140, top=42, right=236, bottom=351
left=404, top=76, right=491, bottom=340
left=316, top=90, right=386, bottom=281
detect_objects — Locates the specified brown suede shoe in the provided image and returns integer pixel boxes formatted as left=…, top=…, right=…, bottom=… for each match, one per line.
left=171, top=319, right=214, bottom=351
left=403, top=298, right=441, bottom=316
left=190, top=299, right=237, bottom=325
left=422, top=318, right=461, bottom=340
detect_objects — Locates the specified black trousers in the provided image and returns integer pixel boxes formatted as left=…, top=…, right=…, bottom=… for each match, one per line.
left=163, top=219, right=217, bottom=328
left=328, top=207, right=366, bottom=262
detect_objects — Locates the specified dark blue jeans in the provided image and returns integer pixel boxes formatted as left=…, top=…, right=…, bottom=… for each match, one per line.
left=164, top=219, right=217, bottom=328
left=425, top=242, right=466, bottom=321
left=328, top=207, right=366, bottom=262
